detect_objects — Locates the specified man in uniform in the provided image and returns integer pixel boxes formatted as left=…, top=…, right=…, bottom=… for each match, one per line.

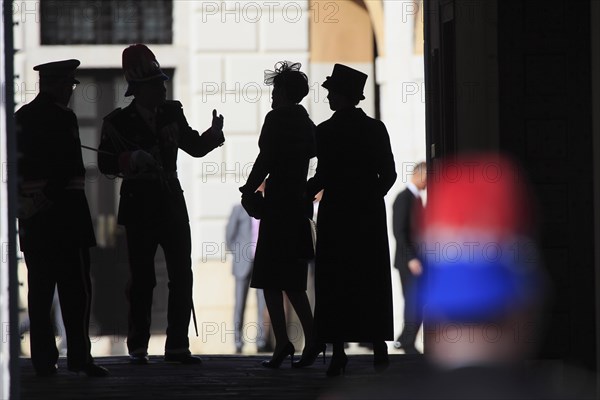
left=98, top=44, right=225, bottom=364
left=16, top=59, right=109, bottom=377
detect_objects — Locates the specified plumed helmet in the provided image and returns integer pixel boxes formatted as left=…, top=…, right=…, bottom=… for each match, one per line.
left=122, top=44, right=168, bottom=96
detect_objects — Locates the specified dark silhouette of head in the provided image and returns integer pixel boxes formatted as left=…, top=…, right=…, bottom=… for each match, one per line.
left=35, top=59, right=80, bottom=106
left=322, top=64, right=368, bottom=110
left=122, top=44, right=169, bottom=108
left=265, top=61, right=309, bottom=109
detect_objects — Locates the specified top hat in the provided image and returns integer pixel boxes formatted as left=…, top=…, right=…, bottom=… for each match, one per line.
left=122, top=44, right=169, bottom=96
left=322, top=64, right=367, bottom=101
left=34, top=59, right=80, bottom=84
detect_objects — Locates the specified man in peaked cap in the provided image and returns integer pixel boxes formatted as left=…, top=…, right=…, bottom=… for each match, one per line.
left=98, top=44, right=225, bottom=365
left=16, top=59, right=109, bottom=377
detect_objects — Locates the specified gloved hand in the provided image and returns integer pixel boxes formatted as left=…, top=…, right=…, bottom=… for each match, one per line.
left=241, top=191, right=265, bottom=219
left=211, top=109, right=224, bottom=132
left=130, top=150, right=158, bottom=172
left=211, top=109, right=225, bottom=146
left=18, top=192, right=52, bottom=219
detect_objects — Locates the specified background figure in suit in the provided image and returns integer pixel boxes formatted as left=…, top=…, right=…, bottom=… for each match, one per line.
left=16, top=59, right=108, bottom=377
left=392, top=161, right=427, bottom=354
left=239, top=61, right=318, bottom=369
left=98, top=44, right=225, bottom=365
left=225, top=204, right=268, bottom=354
left=307, top=64, right=397, bottom=377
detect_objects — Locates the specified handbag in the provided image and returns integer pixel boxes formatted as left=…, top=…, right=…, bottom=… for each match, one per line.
left=241, top=192, right=265, bottom=219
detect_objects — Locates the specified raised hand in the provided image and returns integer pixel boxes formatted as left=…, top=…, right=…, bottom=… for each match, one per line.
left=211, top=109, right=224, bottom=133
left=211, top=109, right=225, bottom=146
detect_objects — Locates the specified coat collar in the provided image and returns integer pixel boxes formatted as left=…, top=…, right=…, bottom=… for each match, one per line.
left=331, top=107, right=365, bottom=120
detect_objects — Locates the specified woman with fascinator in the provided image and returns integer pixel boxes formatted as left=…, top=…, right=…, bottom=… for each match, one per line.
left=239, top=62, right=323, bottom=368
left=307, top=64, right=397, bottom=377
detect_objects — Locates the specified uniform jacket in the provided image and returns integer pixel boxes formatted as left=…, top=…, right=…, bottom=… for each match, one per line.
left=16, top=92, right=96, bottom=251
left=98, top=100, right=223, bottom=226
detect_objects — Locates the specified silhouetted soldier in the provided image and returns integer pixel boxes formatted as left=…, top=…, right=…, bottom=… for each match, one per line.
left=98, top=44, right=225, bottom=364
left=16, top=59, right=109, bottom=377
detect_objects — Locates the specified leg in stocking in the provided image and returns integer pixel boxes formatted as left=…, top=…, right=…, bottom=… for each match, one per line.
left=262, top=289, right=294, bottom=368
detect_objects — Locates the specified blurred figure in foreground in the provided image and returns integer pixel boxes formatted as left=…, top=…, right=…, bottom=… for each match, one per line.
left=417, top=154, right=592, bottom=398
left=414, top=155, right=550, bottom=399
left=326, top=154, right=594, bottom=399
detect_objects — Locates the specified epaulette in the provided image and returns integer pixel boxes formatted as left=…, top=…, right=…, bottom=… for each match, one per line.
left=103, top=107, right=123, bottom=121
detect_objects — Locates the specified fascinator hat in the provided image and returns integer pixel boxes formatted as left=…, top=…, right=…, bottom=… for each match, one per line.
left=264, top=61, right=309, bottom=103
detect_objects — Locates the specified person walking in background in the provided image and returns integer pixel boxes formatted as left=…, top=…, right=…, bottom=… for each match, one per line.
left=392, top=161, right=427, bottom=354
left=16, top=59, right=108, bottom=377
left=307, top=64, right=397, bottom=377
left=239, top=61, right=319, bottom=369
left=98, top=44, right=225, bottom=365
left=225, top=203, right=269, bottom=354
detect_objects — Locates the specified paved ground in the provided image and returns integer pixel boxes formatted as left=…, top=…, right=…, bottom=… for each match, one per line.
left=19, top=354, right=428, bottom=399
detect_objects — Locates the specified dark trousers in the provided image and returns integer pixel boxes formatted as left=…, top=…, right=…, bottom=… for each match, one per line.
left=125, top=218, right=193, bottom=355
left=398, top=268, right=423, bottom=348
left=24, top=247, right=93, bottom=372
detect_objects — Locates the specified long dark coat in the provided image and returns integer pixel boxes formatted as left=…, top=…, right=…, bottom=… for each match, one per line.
left=241, top=105, right=316, bottom=291
left=16, top=93, right=96, bottom=251
left=307, top=107, right=397, bottom=342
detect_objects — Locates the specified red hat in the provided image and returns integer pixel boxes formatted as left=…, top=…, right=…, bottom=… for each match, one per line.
left=122, top=44, right=169, bottom=96
left=420, top=154, right=544, bottom=322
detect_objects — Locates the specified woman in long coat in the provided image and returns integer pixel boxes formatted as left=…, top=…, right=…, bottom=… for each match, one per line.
left=239, top=62, right=318, bottom=368
left=307, top=64, right=397, bottom=376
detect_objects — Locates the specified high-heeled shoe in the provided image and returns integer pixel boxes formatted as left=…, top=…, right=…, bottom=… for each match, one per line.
left=373, top=341, right=390, bottom=372
left=292, top=343, right=326, bottom=368
left=326, top=353, right=348, bottom=377
left=261, top=342, right=295, bottom=369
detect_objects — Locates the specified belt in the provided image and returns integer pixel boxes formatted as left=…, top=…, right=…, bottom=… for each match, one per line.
left=20, top=177, right=85, bottom=194
left=124, top=171, right=178, bottom=181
